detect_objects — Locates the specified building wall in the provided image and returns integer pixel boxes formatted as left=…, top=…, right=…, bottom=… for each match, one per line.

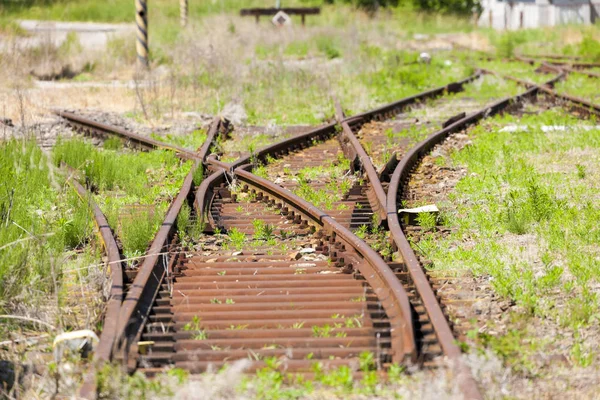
left=479, top=1, right=591, bottom=29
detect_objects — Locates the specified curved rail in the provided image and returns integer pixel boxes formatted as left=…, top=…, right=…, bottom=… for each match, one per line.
left=225, top=73, right=482, bottom=171
left=55, top=110, right=199, bottom=160
left=65, top=167, right=125, bottom=398
left=111, top=116, right=229, bottom=369
left=516, top=55, right=600, bottom=70
left=483, top=67, right=600, bottom=118
left=560, top=65, right=600, bottom=79
left=335, top=102, right=388, bottom=222
left=65, top=168, right=124, bottom=362
left=233, top=166, right=416, bottom=363
left=385, top=72, right=565, bottom=400
left=114, top=159, right=200, bottom=369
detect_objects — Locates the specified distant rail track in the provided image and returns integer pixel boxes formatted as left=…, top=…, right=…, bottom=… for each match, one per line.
left=56, top=59, right=599, bottom=400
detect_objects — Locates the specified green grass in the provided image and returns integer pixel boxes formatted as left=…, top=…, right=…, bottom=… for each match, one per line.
left=151, top=129, right=207, bottom=150
left=408, top=106, right=600, bottom=375
left=0, top=139, right=95, bottom=310
left=477, top=60, right=552, bottom=85
left=359, top=48, right=473, bottom=105
left=94, top=350, right=410, bottom=399
left=53, top=138, right=192, bottom=259
left=286, top=152, right=355, bottom=210
left=555, top=74, right=600, bottom=104
left=413, top=107, right=600, bottom=370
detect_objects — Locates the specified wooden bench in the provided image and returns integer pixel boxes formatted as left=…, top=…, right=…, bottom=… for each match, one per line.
left=240, top=7, right=321, bottom=25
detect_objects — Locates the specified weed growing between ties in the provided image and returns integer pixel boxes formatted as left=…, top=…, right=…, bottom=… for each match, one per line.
left=416, top=107, right=600, bottom=374
left=53, top=138, right=192, bottom=261
left=290, top=153, right=355, bottom=210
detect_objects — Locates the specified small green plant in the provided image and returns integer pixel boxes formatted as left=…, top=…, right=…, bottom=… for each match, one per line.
left=228, top=324, right=248, bottom=330
left=358, top=351, right=375, bottom=372
left=252, top=219, right=274, bottom=240
left=312, top=324, right=333, bottom=338
left=228, top=227, right=245, bottom=249
left=183, top=316, right=207, bottom=340
left=388, top=363, right=406, bottom=381
left=571, top=338, right=594, bottom=367
left=576, top=164, right=586, bottom=179
left=184, top=316, right=201, bottom=331
left=416, top=212, right=437, bottom=230
left=103, top=137, right=122, bottom=150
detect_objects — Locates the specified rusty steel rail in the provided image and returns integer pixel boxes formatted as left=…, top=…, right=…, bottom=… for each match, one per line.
left=385, top=72, right=566, bottom=400
left=225, top=72, right=481, bottom=173
left=193, top=168, right=227, bottom=231
left=113, top=159, right=200, bottom=370
left=325, top=73, right=481, bottom=223
left=517, top=53, right=585, bottom=61
left=111, top=117, right=228, bottom=370
left=560, top=65, right=600, bottom=79
left=334, top=101, right=388, bottom=223
left=484, top=67, right=600, bottom=118
left=65, top=168, right=124, bottom=362
left=55, top=110, right=199, bottom=160
left=232, top=166, right=416, bottom=363
left=515, top=55, right=600, bottom=70
left=64, top=166, right=125, bottom=398
left=347, top=72, right=481, bottom=124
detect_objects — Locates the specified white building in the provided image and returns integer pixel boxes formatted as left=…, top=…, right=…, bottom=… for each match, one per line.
left=479, top=0, right=599, bottom=29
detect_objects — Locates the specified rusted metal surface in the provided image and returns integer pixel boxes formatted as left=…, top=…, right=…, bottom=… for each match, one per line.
left=112, top=117, right=228, bottom=369
left=335, top=101, right=388, bottom=222
left=233, top=167, right=416, bottom=362
left=64, top=166, right=124, bottom=362
left=88, top=71, right=550, bottom=396
left=142, top=163, right=415, bottom=370
left=198, top=117, right=231, bottom=162
left=384, top=73, right=567, bottom=400
left=55, top=110, right=199, bottom=160
left=193, top=168, right=226, bottom=231
left=560, top=65, right=600, bottom=79
left=64, top=166, right=124, bottom=398
left=515, top=55, right=600, bottom=69
left=485, top=68, right=600, bottom=118
left=113, top=159, right=199, bottom=370
left=225, top=73, right=481, bottom=173
left=348, top=73, right=481, bottom=124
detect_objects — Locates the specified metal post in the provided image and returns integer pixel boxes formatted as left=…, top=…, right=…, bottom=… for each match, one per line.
left=135, top=0, right=149, bottom=67
left=180, top=0, right=188, bottom=27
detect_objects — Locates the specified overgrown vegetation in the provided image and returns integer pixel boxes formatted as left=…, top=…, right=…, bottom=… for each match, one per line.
left=417, top=107, right=600, bottom=372
left=53, top=138, right=192, bottom=259
left=0, top=139, right=96, bottom=310
left=555, top=73, right=600, bottom=104
left=151, top=129, right=207, bottom=150
left=277, top=151, right=356, bottom=210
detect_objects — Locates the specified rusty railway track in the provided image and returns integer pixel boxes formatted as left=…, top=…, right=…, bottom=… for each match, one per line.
left=63, top=63, right=599, bottom=400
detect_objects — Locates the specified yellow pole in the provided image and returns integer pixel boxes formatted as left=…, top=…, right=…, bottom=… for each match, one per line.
left=135, top=0, right=149, bottom=67
left=180, top=0, right=188, bottom=27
